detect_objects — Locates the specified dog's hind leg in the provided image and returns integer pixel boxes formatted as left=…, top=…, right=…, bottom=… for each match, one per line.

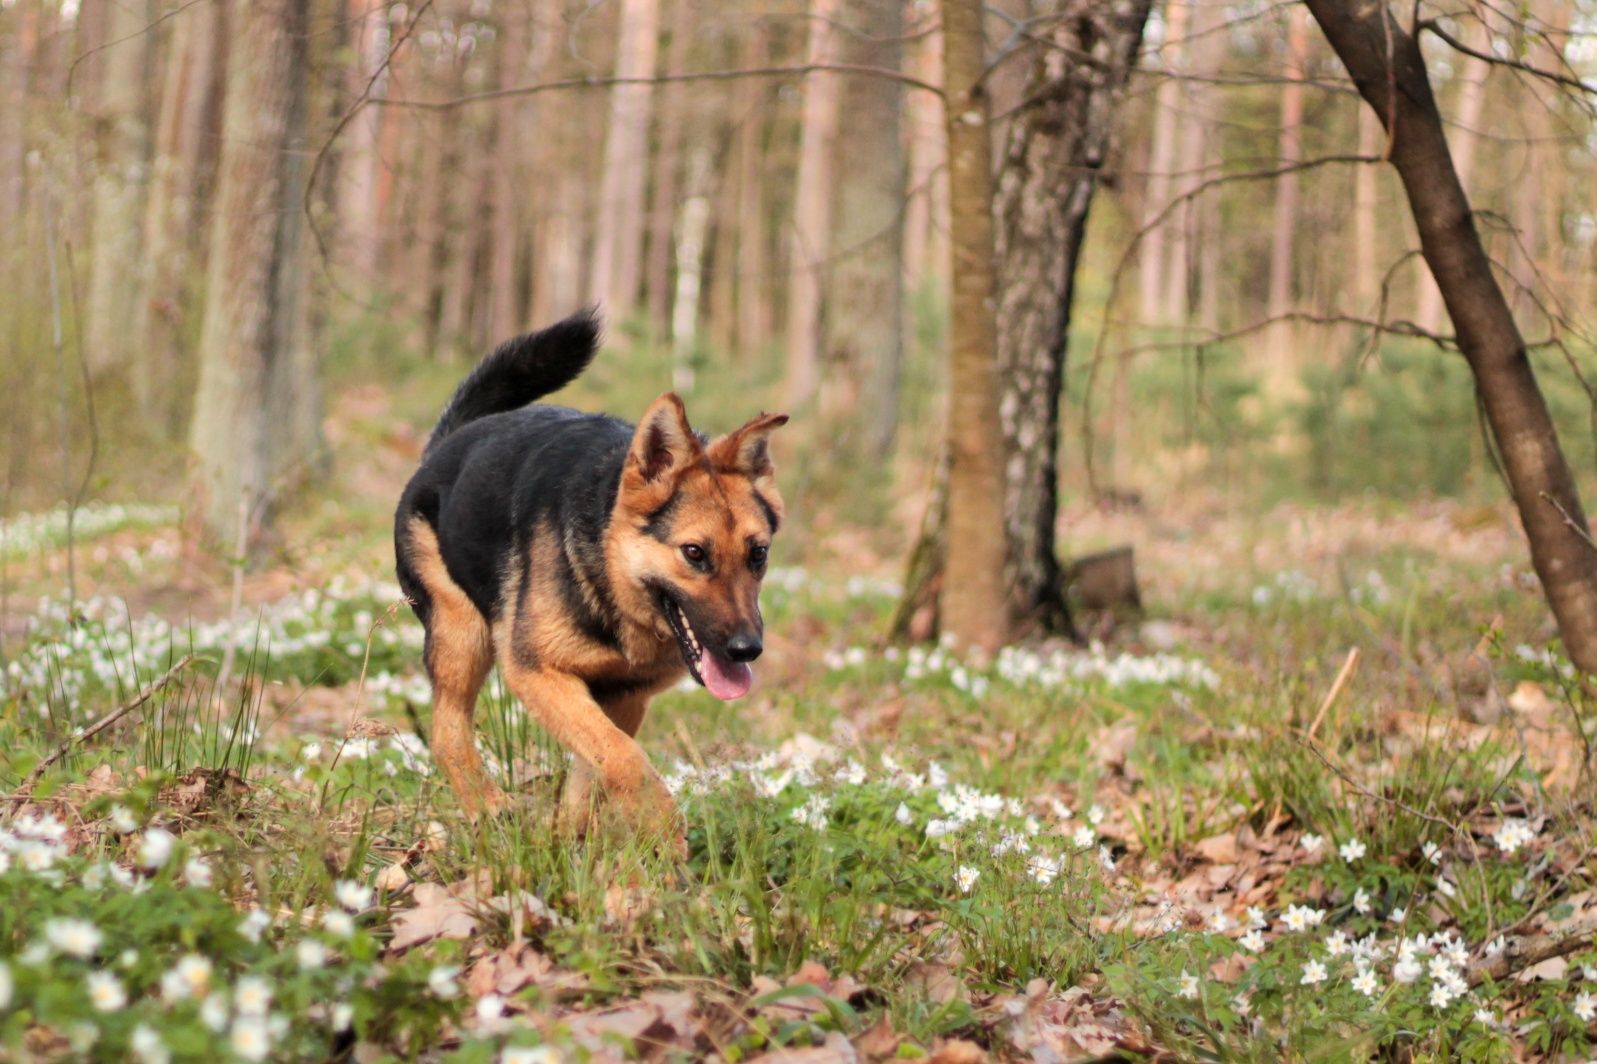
left=402, top=517, right=504, bottom=817
left=559, top=691, right=649, bottom=836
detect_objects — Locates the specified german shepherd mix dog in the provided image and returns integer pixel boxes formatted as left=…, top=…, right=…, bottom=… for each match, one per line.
left=394, top=311, right=787, bottom=844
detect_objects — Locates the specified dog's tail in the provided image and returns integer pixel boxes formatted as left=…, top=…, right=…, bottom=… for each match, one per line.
left=426, top=308, right=602, bottom=455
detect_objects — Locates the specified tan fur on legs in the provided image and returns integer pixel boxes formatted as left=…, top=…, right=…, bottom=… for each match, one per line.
left=405, top=518, right=504, bottom=818
left=559, top=691, right=650, bottom=836
left=496, top=652, right=678, bottom=841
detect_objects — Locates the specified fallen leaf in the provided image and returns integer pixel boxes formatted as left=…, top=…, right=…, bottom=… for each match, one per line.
left=388, top=882, right=478, bottom=951
left=1193, top=832, right=1240, bottom=865
left=924, top=1038, right=986, bottom=1063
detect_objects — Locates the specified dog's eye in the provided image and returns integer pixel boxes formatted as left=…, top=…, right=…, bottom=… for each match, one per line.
left=681, top=543, right=706, bottom=565
left=750, top=545, right=768, bottom=568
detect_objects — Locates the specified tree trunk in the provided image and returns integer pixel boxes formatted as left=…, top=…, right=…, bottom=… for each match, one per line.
left=486, top=4, right=527, bottom=341
left=785, top=0, right=842, bottom=409
left=937, top=0, right=1008, bottom=655
left=902, top=13, right=947, bottom=299
left=1266, top=6, right=1308, bottom=323
left=896, top=0, right=1151, bottom=642
left=139, top=0, right=224, bottom=435
left=1350, top=106, right=1380, bottom=312
left=337, top=0, right=384, bottom=286
left=187, top=0, right=317, bottom=550
left=1138, top=0, right=1185, bottom=325
left=826, top=0, right=905, bottom=457
left=645, top=0, right=694, bottom=334
left=1304, top=0, right=1597, bottom=673
left=1415, top=13, right=1489, bottom=335
left=85, top=0, right=155, bottom=381
left=732, top=25, right=772, bottom=354
left=1159, top=0, right=1225, bottom=325
left=992, top=0, right=1151, bottom=634
left=588, top=0, right=660, bottom=314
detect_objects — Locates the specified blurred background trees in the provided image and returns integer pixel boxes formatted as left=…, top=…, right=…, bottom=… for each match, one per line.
left=6, top=0, right=1597, bottom=648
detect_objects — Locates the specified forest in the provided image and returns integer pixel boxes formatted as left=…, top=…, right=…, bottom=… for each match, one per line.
left=3, top=0, right=1597, bottom=1059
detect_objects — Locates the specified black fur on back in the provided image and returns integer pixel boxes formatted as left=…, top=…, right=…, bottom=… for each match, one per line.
left=426, top=308, right=602, bottom=456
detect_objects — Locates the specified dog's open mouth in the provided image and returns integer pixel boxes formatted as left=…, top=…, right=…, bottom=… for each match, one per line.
left=658, top=591, right=753, bottom=701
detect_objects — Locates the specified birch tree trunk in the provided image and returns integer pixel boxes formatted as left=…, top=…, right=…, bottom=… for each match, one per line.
left=992, top=0, right=1152, bottom=634
left=938, top=0, right=1008, bottom=654
left=732, top=25, right=773, bottom=353
left=187, top=0, right=317, bottom=550
left=338, top=0, right=384, bottom=286
left=896, top=0, right=1151, bottom=641
left=785, top=0, right=842, bottom=409
left=486, top=5, right=527, bottom=341
left=1159, top=0, right=1225, bottom=324
left=902, top=17, right=947, bottom=298
left=1305, top=0, right=1597, bottom=673
left=588, top=0, right=660, bottom=313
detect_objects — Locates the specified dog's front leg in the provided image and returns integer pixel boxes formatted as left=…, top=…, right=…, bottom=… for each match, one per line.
left=498, top=665, right=678, bottom=845
left=558, top=691, right=650, bottom=837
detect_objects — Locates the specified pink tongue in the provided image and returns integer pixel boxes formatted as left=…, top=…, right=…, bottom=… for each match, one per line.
left=699, top=651, right=753, bottom=700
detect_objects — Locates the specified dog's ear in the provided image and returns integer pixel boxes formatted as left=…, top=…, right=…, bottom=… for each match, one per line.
left=626, top=392, right=702, bottom=485
left=707, top=412, right=789, bottom=483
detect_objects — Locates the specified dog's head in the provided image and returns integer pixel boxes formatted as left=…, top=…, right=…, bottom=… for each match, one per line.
left=608, top=393, right=788, bottom=700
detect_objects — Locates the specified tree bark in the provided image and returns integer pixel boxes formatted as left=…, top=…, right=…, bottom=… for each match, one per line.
left=1304, top=0, right=1597, bottom=672
left=588, top=0, right=661, bottom=314
left=1414, top=14, right=1490, bottom=335
left=84, top=0, right=155, bottom=381
left=937, top=0, right=1008, bottom=655
left=487, top=3, right=528, bottom=341
left=337, top=0, right=384, bottom=286
left=1138, top=0, right=1185, bottom=325
left=187, top=0, right=318, bottom=550
left=1266, top=6, right=1308, bottom=324
left=138, top=0, right=224, bottom=435
left=785, top=0, right=842, bottom=410
left=645, top=0, right=694, bottom=334
left=826, top=0, right=906, bottom=457
left=1351, top=106, right=1380, bottom=312
left=992, top=0, right=1151, bottom=635
left=902, top=13, right=947, bottom=299
left=1159, top=0, right=1225, bottom=324
left=896, top=0, right=1151, bottom=642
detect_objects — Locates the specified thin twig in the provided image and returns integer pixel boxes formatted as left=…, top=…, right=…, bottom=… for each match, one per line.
left=1467, top=918, right=1597, bottom=987
left=1540, top=491, right=1597, bottom=555
left=1294, top=734, right=1458, bottom=832
left=13, top=655, right=197, bottom=799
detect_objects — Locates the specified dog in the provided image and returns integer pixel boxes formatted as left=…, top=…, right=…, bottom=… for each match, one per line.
left=394, top=310, right=787, bottom=842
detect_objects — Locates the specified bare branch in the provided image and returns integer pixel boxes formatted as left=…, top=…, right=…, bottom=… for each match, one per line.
left=13, top=655, right=198, bottom=798
left=371, top=62, right=945, bottom=112
left=1421, top=19, right=1597, bottom=96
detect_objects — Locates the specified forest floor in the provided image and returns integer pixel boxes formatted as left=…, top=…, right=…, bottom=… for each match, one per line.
left=1, top=396, right=1595, bottom=1061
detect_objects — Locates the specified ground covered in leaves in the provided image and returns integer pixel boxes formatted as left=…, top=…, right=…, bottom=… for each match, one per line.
left=1, top=488, right=1596, bottom=1062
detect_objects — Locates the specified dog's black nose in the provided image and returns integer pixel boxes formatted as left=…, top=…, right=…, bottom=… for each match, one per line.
left=725, top=633, right=763, bottom=662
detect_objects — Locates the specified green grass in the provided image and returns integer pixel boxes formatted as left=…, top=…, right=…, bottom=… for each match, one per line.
left=0, top=505, right=1595, bottom=1061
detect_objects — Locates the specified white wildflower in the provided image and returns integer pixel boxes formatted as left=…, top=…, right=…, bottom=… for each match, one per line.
left=130, top=1024, right=170, bottom=1064
left=1422, top=841, right=1441, bottom=864
left=1240, top=928, right=1265, bottom=952
left=894, top=802, right=912, bottom=826
left=1208, top=910, right=1232, bottom=934
left=332, top=1002, right=355, bottom=1032
left=0, top=962, right=11, bottom=1009
left=1352, top=968, right=1379, bottom=997
left=1494, top=819, right=1534, bottom=855
left=1178, top=971, right=1199, bottom=1000
left=1339, top=838, right=1366, bottom=862
left=137, top=828, right=176, bottom=870
left=1072, top=825, right=1095, bottom=848
left=323, top=910, right=355, bottom=939
left=1389, top=907, right=1407, bottom=924
left=1353, top=888, right=1371, bottom=915
left=1301, top=960, right=1327, bottom=985
left=44, top=918, right=103, bottom=958
left=296, top=940, right=326, bottom=970
left=161, top=954, right=212, bottom=1001
left=1325, top=931, right=1350, bottom=957
left=87, top=971, right=126, bottom=1012
left=954, top=865, right=980, bottom=893
left=234, top=976, right=271, bottom=1017
left=334, top=880, right=373, bottom=912
left=200, top=992, right=230, bottom=1032
left=1393, top=957, right=1423, bottom=984
left=183, top=857, right=213, bottom=889
left=428, top=965, right=461, bottom=999
left=1574, top=991, right=1596, bottom=1022
left=1301, top=833, right=1323, bottom=853
left=229, top=1016, right=272, bottom=1062
left=109, top=805, right=139, bottom=834
left=238, top=908, right=271, bottom=944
